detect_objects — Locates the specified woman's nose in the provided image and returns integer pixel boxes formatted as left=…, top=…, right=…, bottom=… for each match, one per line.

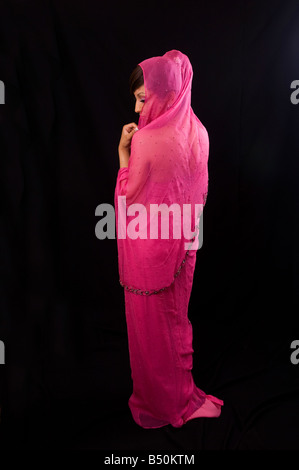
left=135, top=102, right=143, bottom=114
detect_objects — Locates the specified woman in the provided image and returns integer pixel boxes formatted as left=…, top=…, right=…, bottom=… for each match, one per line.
left=114, top=50, right=223, bottom=428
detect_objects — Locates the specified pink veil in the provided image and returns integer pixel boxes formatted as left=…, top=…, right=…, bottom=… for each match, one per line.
left=114, top=50, right=209, bottom=293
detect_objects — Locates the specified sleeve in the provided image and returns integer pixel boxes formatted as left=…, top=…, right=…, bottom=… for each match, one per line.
left=116, top=167, right=129, bottom=196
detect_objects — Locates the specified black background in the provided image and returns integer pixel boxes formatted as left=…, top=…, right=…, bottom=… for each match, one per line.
left=0, top=0, right=299, bottom=450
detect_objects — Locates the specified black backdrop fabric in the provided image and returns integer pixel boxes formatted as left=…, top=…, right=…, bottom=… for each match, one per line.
left=0, top=0, right=299, bottom=450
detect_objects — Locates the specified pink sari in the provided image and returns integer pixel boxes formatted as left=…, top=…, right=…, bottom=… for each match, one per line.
left=114, top=50, right=223, bottom=428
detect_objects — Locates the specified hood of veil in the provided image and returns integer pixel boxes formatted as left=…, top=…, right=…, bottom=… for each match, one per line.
left=138, top=49, right=192, bottom=130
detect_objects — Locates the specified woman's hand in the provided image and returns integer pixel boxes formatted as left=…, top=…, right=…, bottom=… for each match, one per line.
left=118, top=122, right=138, bottom=168
left=118, top=122, right=138, bottom=152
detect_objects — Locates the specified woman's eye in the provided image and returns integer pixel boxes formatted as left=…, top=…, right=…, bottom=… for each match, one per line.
left=140, top=99, right=145, bottom=103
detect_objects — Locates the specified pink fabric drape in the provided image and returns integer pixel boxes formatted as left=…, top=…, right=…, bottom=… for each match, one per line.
left=114, top=50, right=223, bottom=428
left=115, top=49, right=208, bottom=293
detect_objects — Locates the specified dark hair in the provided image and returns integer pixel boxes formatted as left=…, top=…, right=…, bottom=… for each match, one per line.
left=129, top=65, right=144, bottom=95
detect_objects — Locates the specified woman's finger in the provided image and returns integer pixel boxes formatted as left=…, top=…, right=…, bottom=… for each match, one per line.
left=124, top=122, right=138, bottom=133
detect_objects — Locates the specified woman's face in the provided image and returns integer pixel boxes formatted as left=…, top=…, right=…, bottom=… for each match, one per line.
left=134, top=85, right=145, bottom=114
